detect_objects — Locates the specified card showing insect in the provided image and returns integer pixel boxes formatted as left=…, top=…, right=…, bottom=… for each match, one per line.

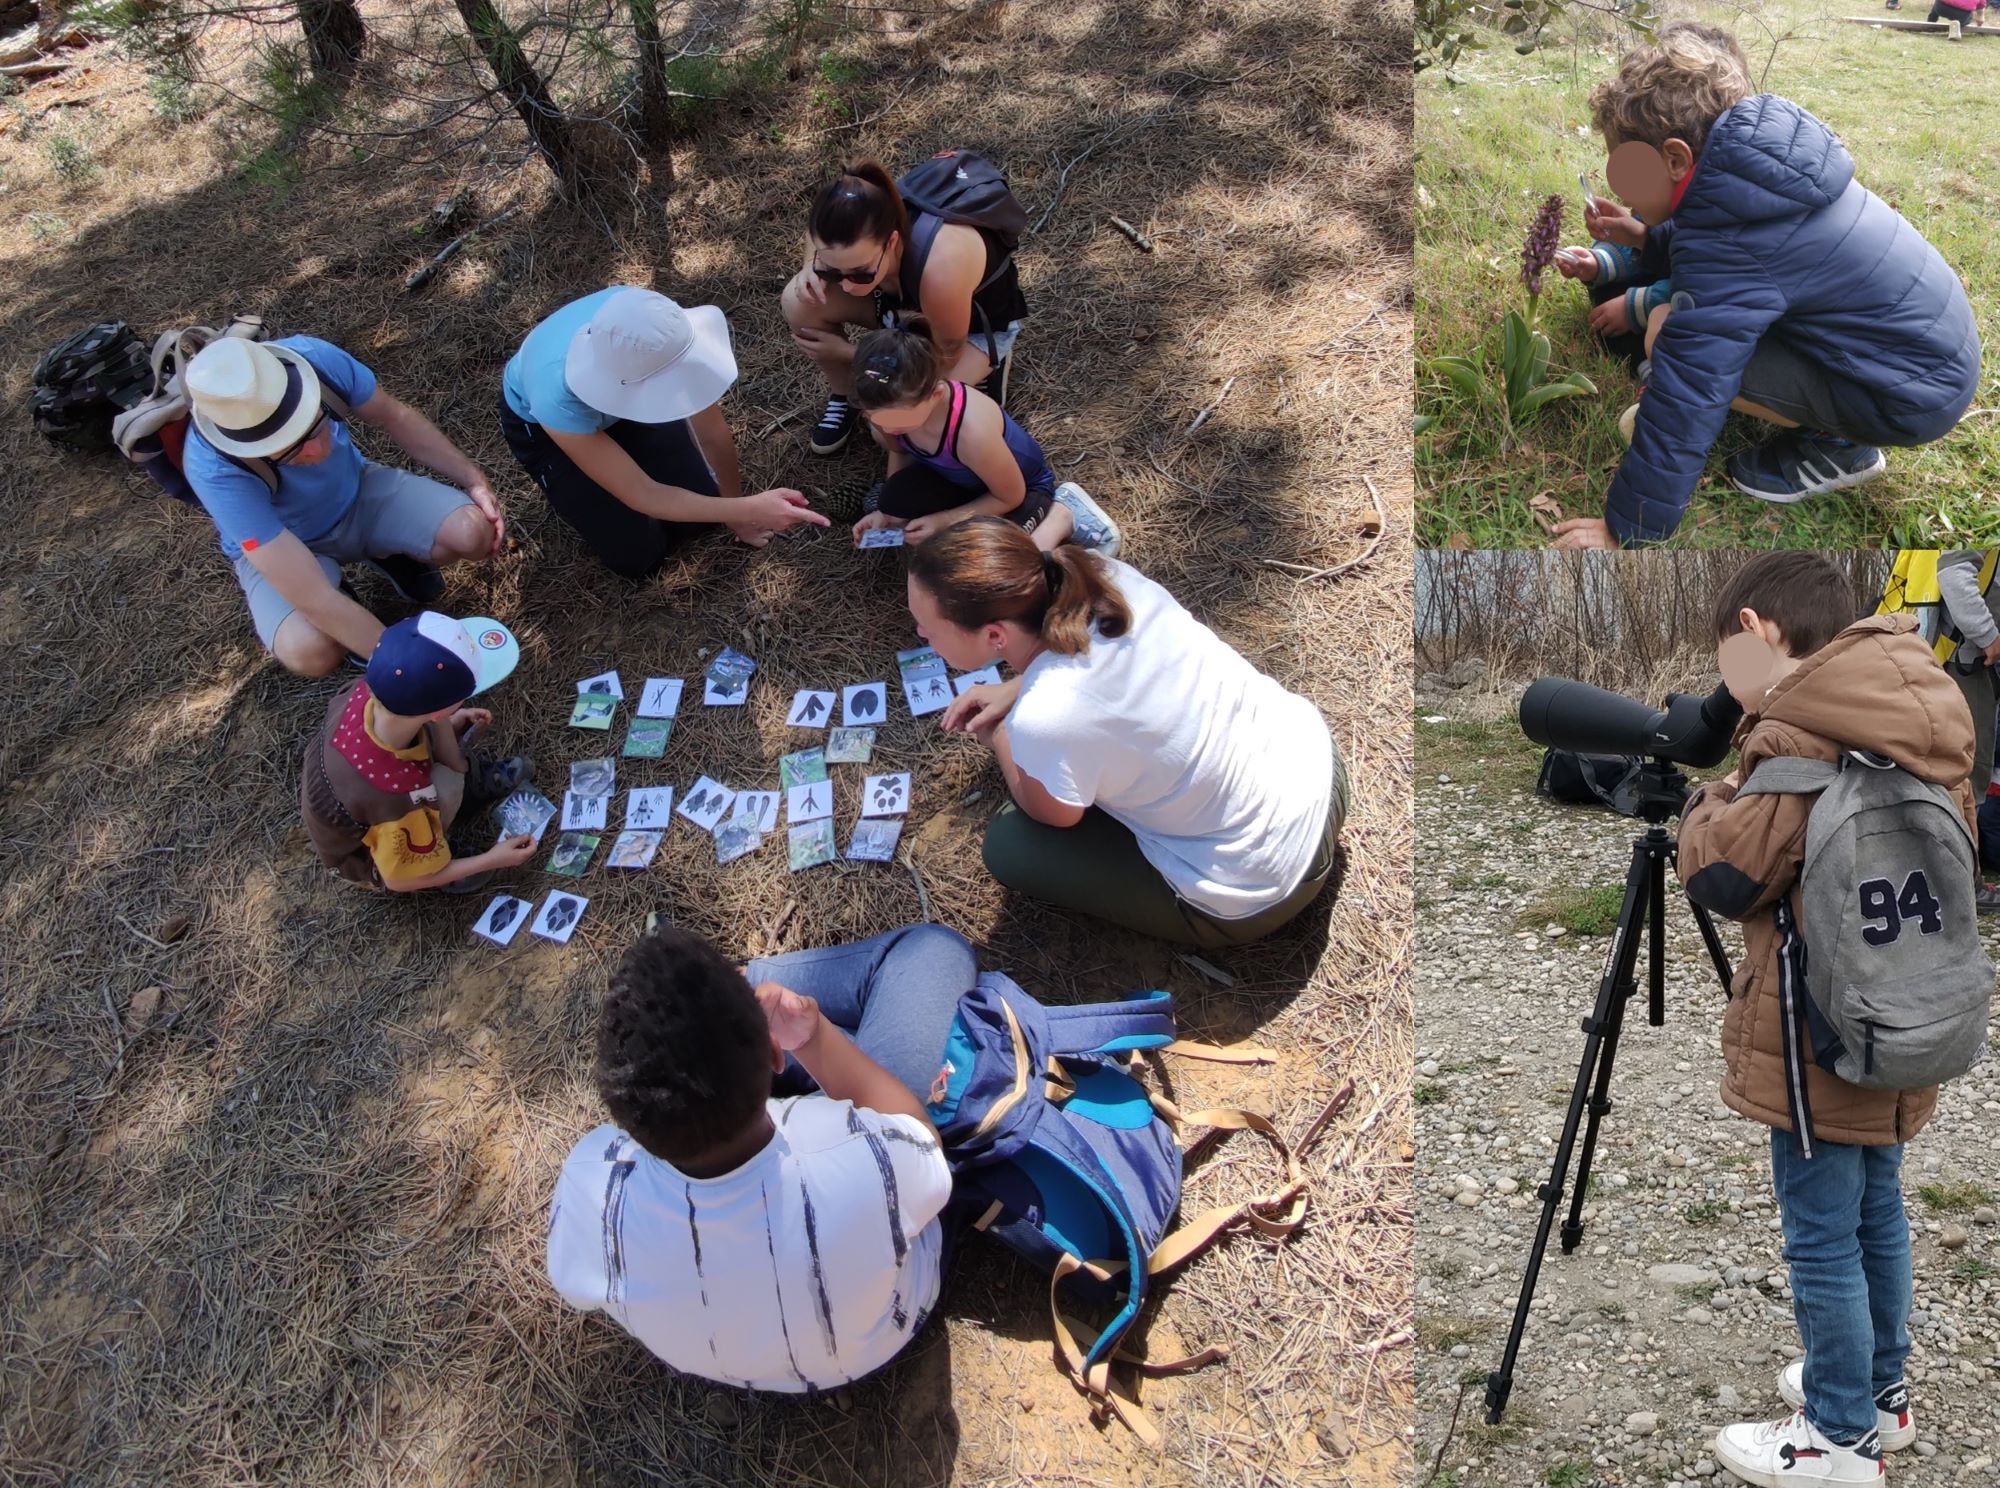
left=570, top=758, right=618, bottom=796
left=472, top=894, right=534, bottom=945
left=786, top=689, right=836, bottom=728
left=845, top=818, right=903, bottom=863
left=531, top=891, right=589, bottom=943
left=623, top=717, right=672, bottom=758
left=952, top=664, right=1003, bottom=694
left=731, top=789, right=780, bottom=833
left=842, top=682, right=889, bottom=727
left=779, top=747, right=829, bottom=789
left=561, top=791, right=609, bottom=832
left=825, top=727, right=876, bottom=764
left=787, top=819, right=837, bottom=872
left=577, top=670, right=624, bottom=699
left=606, top=829, right=663, bottom=870
left=494, top=789, right=557, bottom=845
left=715, top=818, right=762, bottom=865
left=625, top=786, right=674, bottom=830
left=547, top=832, right=600, bottom=876
left=861, top=772, right=911, bottom=817
left=787, top=781, right=832, bottom=824
left=569, top=694, right=617, bottom=730
left=858, top=527, right=906, bottom=549
left=677, top=776, right=736, bottom=831
left=636, top=677, right=684, bottom=718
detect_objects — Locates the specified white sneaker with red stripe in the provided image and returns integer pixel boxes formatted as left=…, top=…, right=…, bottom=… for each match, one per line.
left=1778, top=1361, right=1916, bottom=1451
left=1715, top=1410, right=1884, bottom=1486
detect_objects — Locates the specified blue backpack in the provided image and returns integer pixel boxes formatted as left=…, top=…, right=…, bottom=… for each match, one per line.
left=925, top=973, right=1304, bottom=1441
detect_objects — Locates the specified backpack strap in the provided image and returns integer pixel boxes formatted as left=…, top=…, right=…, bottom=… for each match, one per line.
left=220, top=370, right=351, bottom=498
left=1142, top=1106, right=1307, bottom=1274
left=900, top=209, right=1009, bottom=365
left=1736, top=756, right=1840, bottom=798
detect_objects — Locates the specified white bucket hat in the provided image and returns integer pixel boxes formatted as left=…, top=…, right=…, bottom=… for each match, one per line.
left=564, top=288, right=737, bottom=424
left=187, top=339, right=325, bottom=459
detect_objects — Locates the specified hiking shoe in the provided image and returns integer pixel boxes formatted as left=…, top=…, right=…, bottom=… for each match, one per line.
left=1728, top=431, right=1887, bottom=505
left=1715, top=1411, right=1884, bottom=1485
left=1779, top=1363, right=1915, bottom=1451
left=1053, top=482, right=1121, bottom=559
left=861, top=479, right=886, bottom=515
left=810, top=395, right=859, bottom=455
left=358, top=553, right=446, bottom=605
left=465, top=754, right=534, bottom=815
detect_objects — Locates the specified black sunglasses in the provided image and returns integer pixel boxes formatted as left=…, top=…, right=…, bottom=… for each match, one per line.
left=812, top=238, right=890, bottom=287
left=274, top=411, right=330, bottom=465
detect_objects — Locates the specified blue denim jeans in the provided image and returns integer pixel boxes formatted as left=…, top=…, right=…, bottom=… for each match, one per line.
left=1769, top=1127, right=1912, bottom=1443
left=746, top=924, right=975, bottom=1100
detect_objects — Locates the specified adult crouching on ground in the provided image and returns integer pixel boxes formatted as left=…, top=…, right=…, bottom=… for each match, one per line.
left=500, top=287, right=828, bottom=580
left=184, top=335, right=504, bottom=677
left=907, top=518, right=1346, bottom=947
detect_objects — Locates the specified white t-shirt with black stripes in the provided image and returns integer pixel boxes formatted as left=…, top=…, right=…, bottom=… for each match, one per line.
left=547, top=1099, right=952, bottom=1392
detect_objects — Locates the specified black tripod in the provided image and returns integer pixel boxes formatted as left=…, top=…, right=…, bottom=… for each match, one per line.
left=1483, top=758, right=1735, bottom=1424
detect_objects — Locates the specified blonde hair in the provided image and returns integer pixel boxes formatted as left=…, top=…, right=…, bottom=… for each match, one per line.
left=1589, top=25, right=1754, bottom=157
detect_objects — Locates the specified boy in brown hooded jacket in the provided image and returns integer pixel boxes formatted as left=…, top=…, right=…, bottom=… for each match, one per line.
left=1678, top=552, right=1976, bottom=1487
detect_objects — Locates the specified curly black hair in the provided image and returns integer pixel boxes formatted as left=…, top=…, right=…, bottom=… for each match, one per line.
left=595, top=927, right=772, bottom=1165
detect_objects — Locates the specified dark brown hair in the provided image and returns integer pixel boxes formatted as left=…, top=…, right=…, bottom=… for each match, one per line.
left=907, top=517, right=1132, bottom=656
left=809, top=160, right=909, bottom=249
left=1711, top=552, right=1856, bottom=658
left=852, top=316, right=944, bottom=410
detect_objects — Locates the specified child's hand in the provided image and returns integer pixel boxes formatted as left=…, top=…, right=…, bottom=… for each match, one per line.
left=1550, top=517, right=1619, bottom=550
left=1587, top=297, right=1634, bottom=337
left=488, top=833, right=537, bottom=869
left=904, top=513, right=946, bottom=545
left=450, top=706, right=493, bottom=735
left=754, top=982, right=823, bottom=1055
left=851, top=510, right=899, bottom=546
left=1554, top=247, right=1599, bottom=284
left=1583, top=196, right=1645, bottom=249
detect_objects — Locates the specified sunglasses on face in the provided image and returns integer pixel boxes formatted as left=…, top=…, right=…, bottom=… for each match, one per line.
left=811, top=238, right=890, bottom=287
left=274, top=412, right=330, bottom=465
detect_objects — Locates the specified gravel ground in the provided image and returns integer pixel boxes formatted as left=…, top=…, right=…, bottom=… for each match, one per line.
left=1413, top=707, right=2000, bottom=1488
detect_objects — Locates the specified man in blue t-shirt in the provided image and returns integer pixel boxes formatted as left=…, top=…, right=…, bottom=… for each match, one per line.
left=185, top=336, right=505, bottom=675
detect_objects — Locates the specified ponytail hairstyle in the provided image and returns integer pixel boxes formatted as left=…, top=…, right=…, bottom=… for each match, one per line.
left=810, top=160, right=909, bottom=249
left=907, top=517, right=1132, bottom=657
left=852, top=315, right=944, bottom=411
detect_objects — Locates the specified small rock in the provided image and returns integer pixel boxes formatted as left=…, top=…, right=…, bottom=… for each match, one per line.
left=1626, top=1410, right=1660, bottom=1436
left=124, top=986, right=162, bottom=1035
left=1973, top=1205, right=1997, bottom=1226
left=1419, top=1059, right=1441, bottom=1078
left=158, top=914, right=192, bottom=943
left=1692, top=1458, right=1716, bottom=1477
left=1915, top=1440, right=1937, bottom=1459
left=1716, top=1385, right=1741, bottom=1410
left=1964, top=1457, right=1993, bottom=1475
left=1647, top=1264, right=1719, bottom=1288
left=1941, top=1223, right=1971, bottom=1251
left=1454, top=1190, right=1480, bottom=1208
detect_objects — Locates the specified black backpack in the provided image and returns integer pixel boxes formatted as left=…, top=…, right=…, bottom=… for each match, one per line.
left=30, top=322, right=154, bottom=453
left=896, top=149, right=1028, bottom=363
left=1536, top=749, right=1646, bottom=816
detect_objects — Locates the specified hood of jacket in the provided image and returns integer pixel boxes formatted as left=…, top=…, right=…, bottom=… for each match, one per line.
left=1675, top=93, right=1855, bottom=231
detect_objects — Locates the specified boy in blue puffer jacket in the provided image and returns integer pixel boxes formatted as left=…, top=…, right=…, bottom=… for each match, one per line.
left=1548, top=28, right=1980, bottom=548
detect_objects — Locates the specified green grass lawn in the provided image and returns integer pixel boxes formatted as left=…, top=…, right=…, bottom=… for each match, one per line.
left=1417, top=0, right=2000, bottom=548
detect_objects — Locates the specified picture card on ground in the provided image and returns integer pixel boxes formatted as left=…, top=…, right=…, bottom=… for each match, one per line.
left=702, top=647, right=757, bottom=706
left=787, top=819, right=838, bottom=872
left=623, top=717, right=672, bottom=758
left=786, top=689, right=836, bottom=728
left=714, top=818, right=762, bottom=865
left=606, top=830, right=663, bottom=870
left=842, top=682, right=888, bottom=726
left=731, top=790, right=780, bottom=833
left=677, top=776, right=736, bottom=831
left=531, top=891, right=588, bottom=943
left=952, top=664, right=1003, bottom=694
left=570, top=758, right=617, bottom=796
left=625, top=786, right=674, bottom=830
left=897, top=646, right=952, bottom=717
left=825, top=727, right=876, bottom=764
left=569, top=694, right=617, bottom=730
left=561, top=791, right=608, bottom=832
left=472, top=894, right=533, bottom=945
left=862, top=773, right=911, bottom=817
left=846, top=818, right=903, bottom=863
left=636, top=677, right=684, bottom=718
left=494, top=789, right=557, bottom=845
left=858, top=527, right=906, bottom=549
left=577, top=670, right=624, bottom=699
left=779, top=747, right=828, bottom=789
left=787, top=781, right=832, bottom=824
left=547, top=833, right=599, bottom=876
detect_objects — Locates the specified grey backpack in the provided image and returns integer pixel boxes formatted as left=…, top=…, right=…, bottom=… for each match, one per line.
left=1740, top=751, right=1992, bottom=1092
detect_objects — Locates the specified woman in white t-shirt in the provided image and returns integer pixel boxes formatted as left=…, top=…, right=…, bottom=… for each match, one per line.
left=907, top=517, right=1346, bottom=946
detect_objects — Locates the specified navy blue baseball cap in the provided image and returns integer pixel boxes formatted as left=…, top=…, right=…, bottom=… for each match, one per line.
left=366, top=612, right=520, bottom=716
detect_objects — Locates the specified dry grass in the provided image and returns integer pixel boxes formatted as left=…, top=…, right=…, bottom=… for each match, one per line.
left=0, top=0, right=1413, bottom=1483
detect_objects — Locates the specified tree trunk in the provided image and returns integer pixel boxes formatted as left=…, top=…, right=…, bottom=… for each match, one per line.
left=451, top=0, right=583, bottom=192
left=628, top=0, right=674, bottom=146
left=298, top=0, right=364, bottom=74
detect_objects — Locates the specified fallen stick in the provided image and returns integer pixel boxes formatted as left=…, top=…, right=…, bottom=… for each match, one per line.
left=1106, top=214, right=1154, bottom=252
left=1177, top=951, right=1235, bottom=987
left=403, top=203, right=521, bottom=292
left=1258, top=474, right=1389, bottom=582
left=898, top=847, right=934, bottom=922
left=1182, top=376, right=1236, bottom=437
left=0, top=58, right=68, bottom=75
left=1354, top=1328, right=1414, bottom=1357
left=756, top=404, right=812, bottom=437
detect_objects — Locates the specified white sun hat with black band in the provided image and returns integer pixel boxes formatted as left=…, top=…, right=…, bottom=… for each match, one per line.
left=187, top=338, right=326, bottom=459
left=565, top=287, right=737, bottom=424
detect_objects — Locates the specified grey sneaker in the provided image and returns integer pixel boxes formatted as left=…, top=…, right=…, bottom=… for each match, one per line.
left=1053, top=482, right=1121, bottom=559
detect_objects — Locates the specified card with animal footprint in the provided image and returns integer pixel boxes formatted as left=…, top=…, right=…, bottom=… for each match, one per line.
left=570, top=758, right=617, bottom=797
left=842, top=682, right=888, bottom=727
left=787, top=781, right=832, bottom=824
left=636, top=677, right=684, bottom=718
left=731, top=789, right=780, bottom=833
left=779, top=747, right=828, bottom=790
left=896, top=648, right=952, bottom=717
left=624, top=786, right=674, bottom=830
left=677, top=776, right=735, bottom=831
left=858, top=527, right=906, bottom=549
left=494, top=789, right=557, bottom=845
left=825, top=727, right=876, bottom=764
left=561, top=791, right=609, bottom=832
left=472, top=893, right=534, bottom=945
left=576, top=670, right=624, bottom=700
left=787, top=819, right=837, bottom=872
left=531, top=890, right=589, bottom=943
left=952, top=664, right=1003, bottom=694
left=623, top=717, right=672, bottom=759
left=714, top=818, right=762, bottom=865
left=786, top=689, right=836, bottom=729
left=845, top=818, right=903, bottom=863
left=546, top=832, right=599, bottom=877
left=606, top=830, right=663, bottom=870
left=861, top=772, right=911, bottom=817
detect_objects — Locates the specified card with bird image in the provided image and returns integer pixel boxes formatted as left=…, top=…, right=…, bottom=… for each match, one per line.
left=787, top=819, right=837, bottom=872
left=779, top=747, right=828, bottom=789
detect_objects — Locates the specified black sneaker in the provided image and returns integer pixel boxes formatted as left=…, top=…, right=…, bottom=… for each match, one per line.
left=810, top=396, right=859, bottom=456
left=1727, top=430, right=1887, bottom=505
left=465, top=754, right=534, bottom=815
left=358, top=553, right=446, bottom=605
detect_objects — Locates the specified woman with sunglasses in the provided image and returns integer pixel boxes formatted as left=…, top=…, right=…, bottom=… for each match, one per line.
left=781, top=159, right=1028, bottom=458
left=500, top=286, right=829, bottom=580
left=183, top=335, right=504, bottom=677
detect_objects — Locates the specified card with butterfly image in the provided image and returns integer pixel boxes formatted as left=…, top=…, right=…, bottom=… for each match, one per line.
left=861, top=772, right=911, bottom=817
left=845, top=817, right=903, bottom=864
left=787, top=818, right=838, bottom=872
left=779, top=747, right=828, bottom=789
left=623, top=717, right=672, bottom=759
left=605, top=829, right=664, bottom=870
left=531, top=890, right=589, bottom=944
left=636, top=677, right=684, bottom=718
left=952, top=664, right=1002, bottom=695
left=624, top=785, right=674, bottom=831
left=826, top=727, right=876, bottom=764
left=786, top=689, right=836, bottom=729
left=730, top=789, right=780, bottom=833
left=576, top=670, right=624, bottom=700
left=561, top=791, right=609, bottom=832
left=494, top=789, right=557, bottom=846
left=677, top=776, right=736, bottom=831
left=472, top=893, right=534, bottom=946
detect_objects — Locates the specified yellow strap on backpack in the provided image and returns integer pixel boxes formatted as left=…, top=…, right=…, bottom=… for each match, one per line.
left=1878, top=550, right=1998, bottom=665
